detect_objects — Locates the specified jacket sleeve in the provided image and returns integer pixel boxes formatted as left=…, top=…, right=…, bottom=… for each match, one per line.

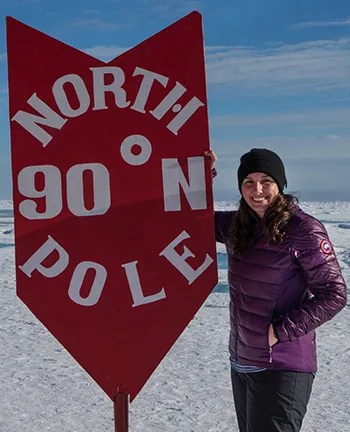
left=274, top=217, right=347, bottom=343
left=214, top=211, right=235, bottom=244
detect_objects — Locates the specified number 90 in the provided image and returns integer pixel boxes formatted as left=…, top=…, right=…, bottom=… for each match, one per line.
left=18, top=163, right=111, bottom=219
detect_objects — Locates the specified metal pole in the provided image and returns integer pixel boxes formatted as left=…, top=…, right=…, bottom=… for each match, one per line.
left=114, top=392, right=129, bottom=432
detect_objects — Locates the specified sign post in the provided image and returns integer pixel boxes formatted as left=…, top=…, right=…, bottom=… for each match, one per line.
left=7, top=10, right=218, bottom=425
left=114, top=392, right=129, bottom=432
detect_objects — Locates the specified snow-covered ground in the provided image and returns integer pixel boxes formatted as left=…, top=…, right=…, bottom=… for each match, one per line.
left=0, top=201, right=349, bottom=431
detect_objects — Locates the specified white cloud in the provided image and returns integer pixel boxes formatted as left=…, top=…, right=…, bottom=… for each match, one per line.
left=204, top=39, right=350, bottom=95
left=80, top=38, right=350, bottom=95
left=292, top=18, right=350, bottom=29
left=208, top=135, right=350, bottom=163
left=210, top=108, right=350, bottom=131
left=82, top=45, right=130, bottom=61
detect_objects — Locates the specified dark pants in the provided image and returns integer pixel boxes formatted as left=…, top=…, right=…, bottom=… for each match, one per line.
left=231, top=368, right=314, bottom=432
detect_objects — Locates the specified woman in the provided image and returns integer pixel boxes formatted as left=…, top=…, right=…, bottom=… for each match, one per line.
left=207, top=148, right=347, bottom=432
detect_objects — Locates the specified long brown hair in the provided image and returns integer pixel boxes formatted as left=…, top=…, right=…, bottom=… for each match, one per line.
left=229, top=193, right=298, bottom=257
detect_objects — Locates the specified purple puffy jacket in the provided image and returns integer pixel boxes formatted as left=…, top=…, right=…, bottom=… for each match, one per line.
left=215, top=207, right=347, bottom=372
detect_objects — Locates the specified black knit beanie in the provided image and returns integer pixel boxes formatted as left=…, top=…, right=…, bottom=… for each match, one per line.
left=237, top=148, right=287, bottom=192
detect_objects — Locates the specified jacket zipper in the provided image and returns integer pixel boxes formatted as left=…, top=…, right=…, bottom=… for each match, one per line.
left=269, top=346, right=273, bottom=363
left=234, top=285, right=240, bottom=362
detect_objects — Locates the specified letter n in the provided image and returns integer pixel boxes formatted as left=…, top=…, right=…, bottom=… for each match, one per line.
left=162, top=157, right=207, bottom=211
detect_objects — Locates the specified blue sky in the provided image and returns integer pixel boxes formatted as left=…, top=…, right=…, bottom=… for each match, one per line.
left=1, top=0, right=349, bottom=201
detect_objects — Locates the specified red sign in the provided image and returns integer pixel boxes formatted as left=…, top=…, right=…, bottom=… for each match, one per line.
left=7, top=12, right=217, bottom=401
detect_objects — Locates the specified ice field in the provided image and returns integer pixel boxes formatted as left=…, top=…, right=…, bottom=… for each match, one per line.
left=0, top=200, right=349, bottom=431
